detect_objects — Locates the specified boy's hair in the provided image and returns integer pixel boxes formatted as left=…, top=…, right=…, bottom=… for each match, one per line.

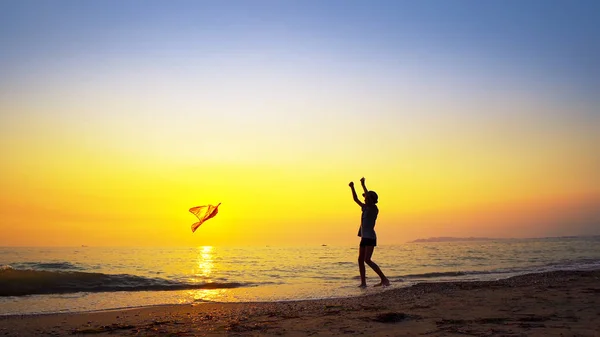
left=365, top=191, right=378, bottom=204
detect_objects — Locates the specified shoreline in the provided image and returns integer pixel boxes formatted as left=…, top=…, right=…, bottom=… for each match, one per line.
left=1, top=269, right=599, bottom=336
left=4, top=267, right=599, bottom=318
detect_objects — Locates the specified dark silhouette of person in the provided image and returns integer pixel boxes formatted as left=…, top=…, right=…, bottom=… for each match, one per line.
left=349, top=177, right=390, bottom=288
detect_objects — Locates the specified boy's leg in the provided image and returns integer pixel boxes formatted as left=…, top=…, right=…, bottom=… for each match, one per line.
left=364, top=246, right=390, bottom=287
left=358, top=246, right=367, bottom=287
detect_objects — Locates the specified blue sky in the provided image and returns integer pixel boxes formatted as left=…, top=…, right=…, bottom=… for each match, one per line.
left=1, top=0, right=599, bottom=98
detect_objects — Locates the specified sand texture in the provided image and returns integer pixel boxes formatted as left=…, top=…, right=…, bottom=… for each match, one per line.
left=1, top=270, right=599, bottom=336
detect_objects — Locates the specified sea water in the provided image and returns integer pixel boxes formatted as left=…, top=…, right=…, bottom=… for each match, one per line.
left=1, top=236, right=599, bottom=315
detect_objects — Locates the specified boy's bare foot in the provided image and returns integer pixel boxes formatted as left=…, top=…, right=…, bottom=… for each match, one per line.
left=373, top=279, right=390, bottom=287
left=358, top=284, right=367, bottom=288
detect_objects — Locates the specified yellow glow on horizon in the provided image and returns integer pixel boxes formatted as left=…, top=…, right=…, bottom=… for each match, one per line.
left=1, top=56, right=599, bottom=247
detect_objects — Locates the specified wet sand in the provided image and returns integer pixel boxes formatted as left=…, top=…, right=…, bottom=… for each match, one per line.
left=1, top=270, right=599, bottom=336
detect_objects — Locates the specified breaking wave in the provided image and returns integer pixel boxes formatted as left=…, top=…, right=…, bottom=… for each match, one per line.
left=0, top=268, right=250, bottom=297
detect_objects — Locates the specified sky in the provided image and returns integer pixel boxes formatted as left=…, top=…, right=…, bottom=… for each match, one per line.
left=1, top=0, right=599, bottom=247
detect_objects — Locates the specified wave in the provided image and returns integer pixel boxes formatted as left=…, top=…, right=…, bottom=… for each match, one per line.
left=399, top=258, right=600, bottom=280
left=0, top=269, right=250, bottom=297
left=402, top=271, right=474, bottom=278
left=7, top=262, right=85, bottom=271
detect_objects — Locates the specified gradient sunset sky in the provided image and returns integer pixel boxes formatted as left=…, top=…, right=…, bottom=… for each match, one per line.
left=1, top=0, right=599, bottom=247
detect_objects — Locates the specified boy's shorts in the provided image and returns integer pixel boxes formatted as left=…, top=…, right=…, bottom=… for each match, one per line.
left=359, top=237, right=377, bottom=247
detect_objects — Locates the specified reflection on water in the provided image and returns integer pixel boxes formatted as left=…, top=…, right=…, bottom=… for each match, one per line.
left=189, top=246, right=222, bottom=302
left=185, top=288, right=228, bottom=303
left=195, top=246, right=213, bottom=279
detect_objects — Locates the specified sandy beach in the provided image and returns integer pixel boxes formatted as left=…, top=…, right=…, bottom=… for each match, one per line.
left=1, top=270, right=598, bottom=336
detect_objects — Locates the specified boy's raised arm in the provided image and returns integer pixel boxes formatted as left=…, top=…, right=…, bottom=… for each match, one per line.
left=349, top=181, right=364, bottom=207
left=360, top=177, right=368, bottom=194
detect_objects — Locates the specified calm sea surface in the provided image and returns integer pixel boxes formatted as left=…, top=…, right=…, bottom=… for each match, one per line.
left=1, top=236, right=599, bottom=315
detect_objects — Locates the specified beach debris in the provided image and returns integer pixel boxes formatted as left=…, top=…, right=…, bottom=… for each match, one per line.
left=70, top=323, right=135, bottom=334
left=227, top=321, right=270, bottom=333
left=372, top=312, right=410, bottom=323
left=189, top=203, right=221, bottom=232
left=360, top=304, right=386, bottom=311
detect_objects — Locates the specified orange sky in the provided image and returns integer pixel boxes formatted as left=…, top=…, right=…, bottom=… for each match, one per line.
left=1, top=2, right=599, bottom=247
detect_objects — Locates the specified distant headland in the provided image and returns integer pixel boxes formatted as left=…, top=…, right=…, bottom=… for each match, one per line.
left=408, top=235, right=598, bottom=243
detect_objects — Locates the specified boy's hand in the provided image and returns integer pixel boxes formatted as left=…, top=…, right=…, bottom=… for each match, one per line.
left=360, top=177, right=365, bottom=184
left=349, top=182, right=354, bottom=188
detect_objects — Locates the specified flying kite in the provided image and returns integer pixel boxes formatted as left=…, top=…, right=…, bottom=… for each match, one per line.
left=189, top=203, right=221, bottom=233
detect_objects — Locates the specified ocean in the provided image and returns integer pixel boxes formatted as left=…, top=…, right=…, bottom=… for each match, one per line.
left=1, top=236, right=599, bottom=316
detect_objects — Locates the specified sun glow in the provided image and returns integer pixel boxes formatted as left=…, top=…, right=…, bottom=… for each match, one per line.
left=195, top=246, right=214, bottom=279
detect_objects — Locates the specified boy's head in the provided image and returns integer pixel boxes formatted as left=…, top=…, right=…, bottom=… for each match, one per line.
left=362, top=191, right=379, bottom=204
